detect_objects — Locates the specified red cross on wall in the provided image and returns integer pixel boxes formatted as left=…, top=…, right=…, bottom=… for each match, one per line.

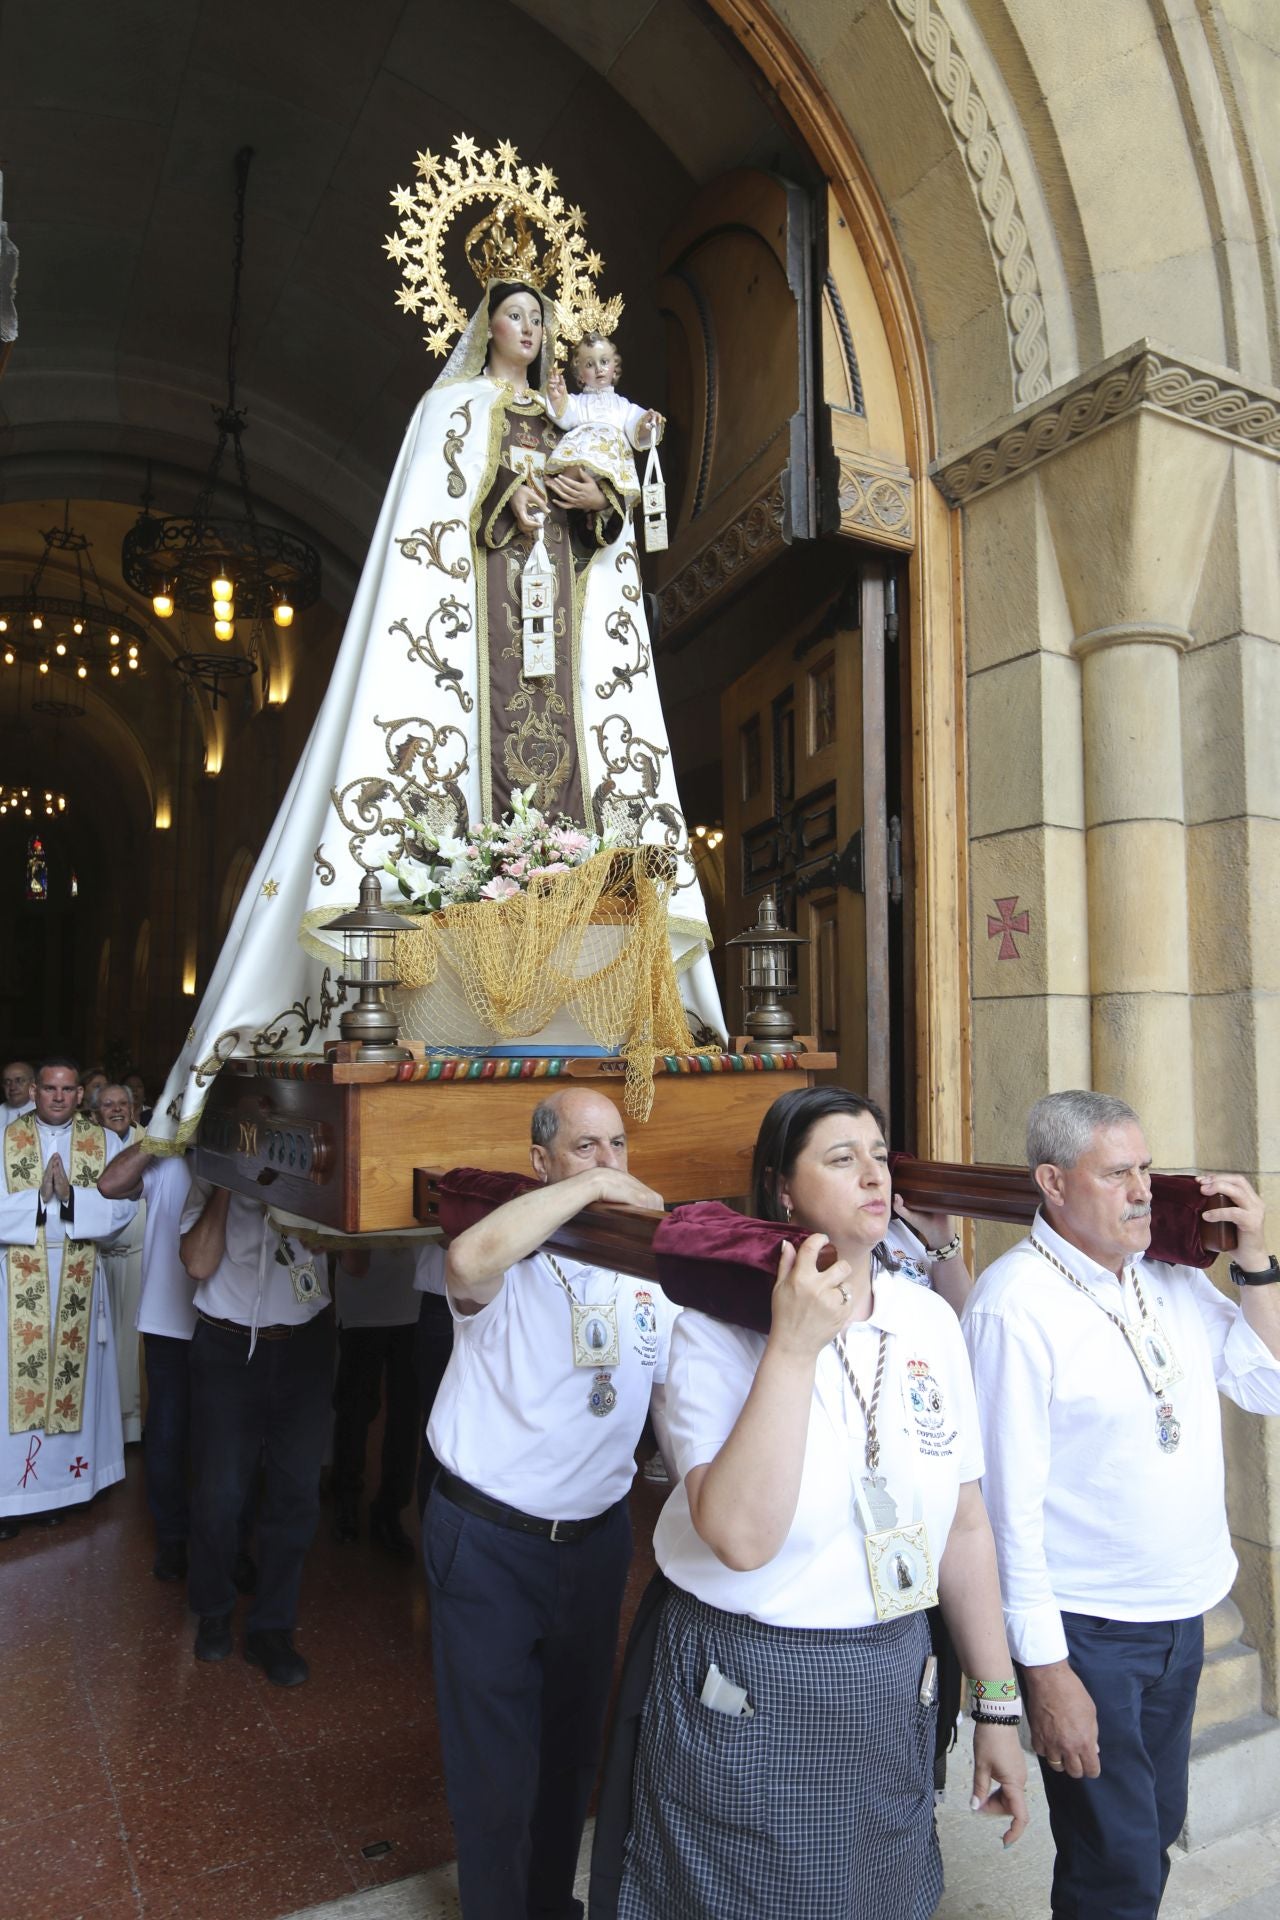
left=987, top=896, right=1030, bottom=960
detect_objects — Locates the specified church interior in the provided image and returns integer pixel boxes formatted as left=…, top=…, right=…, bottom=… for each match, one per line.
left=2, top=1, right=1279, bottom=1916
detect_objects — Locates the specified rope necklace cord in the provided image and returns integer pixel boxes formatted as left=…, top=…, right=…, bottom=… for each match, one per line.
left=832, top=1329, right=888, bottom=1473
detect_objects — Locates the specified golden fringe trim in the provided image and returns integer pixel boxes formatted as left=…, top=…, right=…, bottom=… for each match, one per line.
left=394, top=846, right=717, bottom=1120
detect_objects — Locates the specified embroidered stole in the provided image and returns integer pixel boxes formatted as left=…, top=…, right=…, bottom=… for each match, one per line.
left=4, top=1115, right=106, bottom=1435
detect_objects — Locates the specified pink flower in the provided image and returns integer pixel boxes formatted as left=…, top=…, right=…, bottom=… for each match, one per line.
left=555, top=830, right=590, bottom=855
left=528, top=861, right=570, bottom=881
left=464, top=844, right=479, bottom=858
left=480, top=876, right=521, bottom=900
left=504, top=857, right=529, bottom=879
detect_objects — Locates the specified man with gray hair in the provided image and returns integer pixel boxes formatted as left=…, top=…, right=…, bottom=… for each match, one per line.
left=416, top=1085, right=675, bottom=1920
left=964, top=1089, right=1280, bottom=1919
left=2, top=1059, right=34, bottom=1124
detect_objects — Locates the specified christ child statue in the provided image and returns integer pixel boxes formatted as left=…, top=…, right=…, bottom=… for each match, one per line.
left=544, top=332, right=663, bottom=509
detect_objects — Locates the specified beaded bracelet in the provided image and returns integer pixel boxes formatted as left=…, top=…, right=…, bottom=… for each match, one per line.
left=968, top=1677, right=1019, bottom=1702
left=927, top=1232, right=963, bottom=1262
left=972, top=1703, right=1023, bottom=1727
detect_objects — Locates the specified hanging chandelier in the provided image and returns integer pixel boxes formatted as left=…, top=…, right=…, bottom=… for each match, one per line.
left=120, top=147, right=320, bottom=702
left=0, top=506, right=149, bottom=701
left=0, top=785, right=66, bottom=819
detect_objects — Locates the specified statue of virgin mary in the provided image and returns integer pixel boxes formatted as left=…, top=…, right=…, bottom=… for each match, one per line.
left=149, top=183, right=723, bottom=1148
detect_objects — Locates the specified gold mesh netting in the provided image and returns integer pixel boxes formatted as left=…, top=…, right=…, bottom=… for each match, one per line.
left=391, top=846, right=712, bottom=1119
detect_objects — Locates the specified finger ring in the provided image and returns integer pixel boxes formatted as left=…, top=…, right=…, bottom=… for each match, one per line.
left=1048, top=1761, right=1064, bottom=1771
left=838, top=1284, right=851, bottom=1305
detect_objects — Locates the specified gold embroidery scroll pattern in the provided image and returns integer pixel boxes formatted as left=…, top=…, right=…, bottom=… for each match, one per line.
left=595, top=543, right=650, bottom=699
left=502, top=692, right=572, bottom=813
left=192, top=1031, right=242, bottom=1089
left=389, top=601, right=476, bottom=713
left=395, top=518, right=472, bottom=581
left=250, top=968, right=348, bottom=1054
left=444, top=401, right=473, bottom=499
left=590, top=716, right=696, bottom=893
left=331, top=715, right=471, bottom=871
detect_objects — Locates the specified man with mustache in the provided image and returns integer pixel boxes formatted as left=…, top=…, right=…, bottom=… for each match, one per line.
left=964, top=1090, right=1280, bottom=1920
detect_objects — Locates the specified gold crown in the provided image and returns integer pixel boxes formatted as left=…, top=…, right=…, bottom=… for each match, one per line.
left=385, top=133, right=625, bottom=359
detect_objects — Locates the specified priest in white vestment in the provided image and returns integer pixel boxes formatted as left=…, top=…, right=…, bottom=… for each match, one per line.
left=2, top=1059, right=34, bottom=1126
left=0, top=1059, right=137, bottom=1536
left=97, top=1085, right=145, bottom=1444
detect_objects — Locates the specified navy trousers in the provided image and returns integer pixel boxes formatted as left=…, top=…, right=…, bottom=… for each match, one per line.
left=141, top=1332, right=192, bottom=1544
left=188, top=1310, right=334, bottom=1632
left=424, top=1485, right=632, bottom=1920
left=1036, top=1611, right=1205, bottom=1920
left=332, top=1323, right=419, bottom=1515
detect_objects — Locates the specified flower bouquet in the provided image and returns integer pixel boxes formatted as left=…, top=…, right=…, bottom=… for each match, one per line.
left=383, top=784, right=619, bottom=912
left=380, top=788, right=701, bottom=1117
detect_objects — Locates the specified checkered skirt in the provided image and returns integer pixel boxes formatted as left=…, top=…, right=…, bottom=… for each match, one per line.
left=616, top=1585, right=942, bottom=1920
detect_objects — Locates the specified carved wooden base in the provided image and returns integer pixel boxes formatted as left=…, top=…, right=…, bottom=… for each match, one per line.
left=192, top=1049, right=836, bottom=1233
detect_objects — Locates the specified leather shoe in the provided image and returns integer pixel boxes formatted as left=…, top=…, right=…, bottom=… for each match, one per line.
left=33, top=1510, right=66, bottom=1528
left=232, top=1549, right=257, bottom=1594
left=0, top=1517, right=21, bottom=1542
left=369, top=1506, right=415, bottom=1565
left=194, top=1612, right=233, bottom=1662
left=152, top=1539, right=188, bottom=1582
left=244, top=1628, right=309, bottom=1687
left=332, top=1498, right=358, bottom=1544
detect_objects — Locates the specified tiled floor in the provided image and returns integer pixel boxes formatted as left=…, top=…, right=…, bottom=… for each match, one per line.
left=0, top=1447, right=665, bottom=1920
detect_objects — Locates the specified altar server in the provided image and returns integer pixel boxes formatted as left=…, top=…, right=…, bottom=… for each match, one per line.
left=0, top=1057, right=137, bottom=1539
left=965, top=1089, right=1280, bottom=1919
left=421, top=1085, right=673, bottom=1920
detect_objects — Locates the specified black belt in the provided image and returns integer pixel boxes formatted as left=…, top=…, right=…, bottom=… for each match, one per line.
left=197, top=1309, right=329, bottom=1341
left=434, top=1467, right=618, bottom=1544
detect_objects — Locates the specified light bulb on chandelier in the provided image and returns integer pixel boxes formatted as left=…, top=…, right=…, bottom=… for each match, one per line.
left=153, top=589, right=174, bottom=618
left=273, top=599, right=293, bottom=628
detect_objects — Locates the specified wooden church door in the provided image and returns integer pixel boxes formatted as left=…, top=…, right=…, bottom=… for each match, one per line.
left=721, top=561, right=895, bottom=1110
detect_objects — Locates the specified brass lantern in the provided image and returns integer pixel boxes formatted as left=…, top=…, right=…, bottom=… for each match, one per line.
left=726, top=893, right=809, bottom=1054
left=321, top=873, right=416, bottom=1062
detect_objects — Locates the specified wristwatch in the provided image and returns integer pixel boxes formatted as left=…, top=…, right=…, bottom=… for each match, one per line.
left=1229, top=1254, right=1280, bottom=1287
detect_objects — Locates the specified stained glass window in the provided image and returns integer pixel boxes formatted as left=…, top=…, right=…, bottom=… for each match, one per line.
left=26, top=835, right=48, bottom=902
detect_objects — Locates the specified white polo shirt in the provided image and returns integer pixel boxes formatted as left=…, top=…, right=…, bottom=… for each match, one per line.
left=179, top=1182, right=331, bottom=1331
left=427, top=1251, right=677, bottom=1520
left=654, top=1273, right=983, bottom=1629
left=136, top=1154, right=197, bottom=1340
left=964, top=1212, right=1280, bottom=1666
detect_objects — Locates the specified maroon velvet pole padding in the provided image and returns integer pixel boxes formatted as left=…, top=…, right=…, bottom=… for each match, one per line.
left=422, top=1162, right=1232, bottom=1339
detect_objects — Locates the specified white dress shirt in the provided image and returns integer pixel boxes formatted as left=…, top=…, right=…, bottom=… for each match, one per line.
left=179, top=1183, right=330, bottom=1334
left=2, top=1099, right=34, bottom=1126
left=427, top=1252, right=677, bottom=1520
left=654, top=1274, right=983, bottom=1629
left=136, top=1154, right=197, bottom=1340
left=964, top=1211, right=1280, bottom=1665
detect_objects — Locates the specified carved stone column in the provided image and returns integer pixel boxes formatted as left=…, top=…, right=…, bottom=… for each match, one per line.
left=1037, top=409, right=1231, bottom=1166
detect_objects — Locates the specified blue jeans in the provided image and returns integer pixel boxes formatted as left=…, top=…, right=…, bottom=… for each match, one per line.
left=188, top=1310, right=334, bottom=1632
left=141, top=1332, right=191, bottom=1544
left=425, top=1486, right=631, bottom=1920
left=1036, top=1612, right=1205, bottom=1919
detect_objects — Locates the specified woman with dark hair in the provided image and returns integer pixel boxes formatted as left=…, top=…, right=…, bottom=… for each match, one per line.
left=615, top=1085, right=1027, bottom=1920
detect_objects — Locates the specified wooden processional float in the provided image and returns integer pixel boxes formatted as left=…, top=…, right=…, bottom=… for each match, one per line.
left=194, top=1030, right=1235, bottom=1329
left=191, top=835, right=1233, bottom=1284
